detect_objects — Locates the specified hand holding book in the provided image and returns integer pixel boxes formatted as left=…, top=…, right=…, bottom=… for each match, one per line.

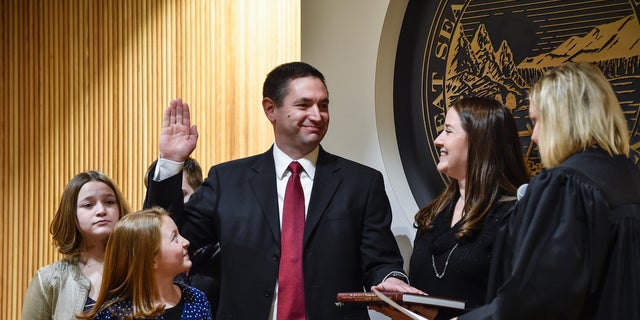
left=336, top=289, right=466, bottom=320
left=369, top=288, right=436, bottom=320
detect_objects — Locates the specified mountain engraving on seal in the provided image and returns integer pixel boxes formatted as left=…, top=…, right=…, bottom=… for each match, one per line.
left=434, top=2, right=640, bottom=175
left=392, top=0, right=640, bottom=206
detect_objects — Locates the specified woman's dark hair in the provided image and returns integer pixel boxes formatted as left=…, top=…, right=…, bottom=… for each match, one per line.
left=415, top=97, right=529, bottom=238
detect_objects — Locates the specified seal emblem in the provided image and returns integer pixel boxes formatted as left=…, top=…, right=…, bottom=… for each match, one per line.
left=395, top=0, right=640, bottom=206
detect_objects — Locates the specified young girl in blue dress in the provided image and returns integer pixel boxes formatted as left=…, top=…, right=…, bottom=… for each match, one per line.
left=80, top=207, right=212, bottom=320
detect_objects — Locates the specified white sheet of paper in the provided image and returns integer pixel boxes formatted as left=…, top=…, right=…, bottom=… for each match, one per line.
left=371, top=288, right=430, bottom=320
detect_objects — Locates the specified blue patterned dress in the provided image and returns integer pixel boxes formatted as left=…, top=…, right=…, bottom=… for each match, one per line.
left=95, top=282, right=212, bottom=320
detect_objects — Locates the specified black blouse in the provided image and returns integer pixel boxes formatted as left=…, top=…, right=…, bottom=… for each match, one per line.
left=409, top=197, right=515, bottom=320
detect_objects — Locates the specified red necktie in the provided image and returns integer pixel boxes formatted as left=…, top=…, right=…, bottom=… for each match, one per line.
left=277, top=161, right=306, bottom=320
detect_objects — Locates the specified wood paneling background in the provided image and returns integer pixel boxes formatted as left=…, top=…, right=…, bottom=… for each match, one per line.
left=0, top=0, right=300, bottom=318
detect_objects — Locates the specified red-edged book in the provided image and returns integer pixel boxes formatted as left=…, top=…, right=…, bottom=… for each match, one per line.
left=336, top=291, right=466, bottom=310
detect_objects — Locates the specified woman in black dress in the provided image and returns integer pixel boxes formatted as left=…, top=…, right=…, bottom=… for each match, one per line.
left=410, top=97, right=529, bottom=320
left=461, top=62, right=640, bottom=319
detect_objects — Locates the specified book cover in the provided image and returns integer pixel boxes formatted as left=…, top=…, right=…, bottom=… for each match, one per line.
left=336, top=291, right=466, bottom=310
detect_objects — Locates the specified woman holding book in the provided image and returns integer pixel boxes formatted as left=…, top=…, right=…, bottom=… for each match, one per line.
left=408, top=97, right=529, bottom=320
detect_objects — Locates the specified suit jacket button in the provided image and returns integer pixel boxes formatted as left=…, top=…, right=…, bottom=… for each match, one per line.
left=272, top=254, right=280, bottom=262
left=264, top=290, right=273, bottom=297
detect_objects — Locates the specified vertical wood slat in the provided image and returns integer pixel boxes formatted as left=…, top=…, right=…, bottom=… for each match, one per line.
left=0, top=1, right=300, bottom=319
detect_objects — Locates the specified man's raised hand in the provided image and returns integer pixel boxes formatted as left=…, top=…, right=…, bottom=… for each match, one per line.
left=159, top=98, right=199, bottom=162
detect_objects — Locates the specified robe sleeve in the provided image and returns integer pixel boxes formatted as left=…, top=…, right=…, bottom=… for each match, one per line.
left=461, top=168, right=610, bottom=320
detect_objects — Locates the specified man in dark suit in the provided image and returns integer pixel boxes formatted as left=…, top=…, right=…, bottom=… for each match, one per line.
left=144, top=62, right=420, bottom=319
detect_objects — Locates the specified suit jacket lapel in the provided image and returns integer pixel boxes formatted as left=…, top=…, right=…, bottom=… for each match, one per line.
left=305, top=147, right=342, bottom=244
left=249, top=147, right=281, bottom=245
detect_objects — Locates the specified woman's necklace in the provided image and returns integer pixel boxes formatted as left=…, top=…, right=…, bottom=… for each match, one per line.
left=80, top=260, right=104, bottom=298
left=431, top=243, right=459, bottom=279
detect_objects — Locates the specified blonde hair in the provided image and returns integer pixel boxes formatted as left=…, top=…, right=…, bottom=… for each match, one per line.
left=529, top=62, right=629, bottom=168
left=80, top=207, right=169, bottom=319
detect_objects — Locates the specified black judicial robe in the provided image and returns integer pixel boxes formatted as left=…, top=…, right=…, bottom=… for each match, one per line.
left=461, top=147, right=640, bottom=320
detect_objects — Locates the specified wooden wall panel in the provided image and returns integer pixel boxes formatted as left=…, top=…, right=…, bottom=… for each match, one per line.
left=0, top=0, right=300, bottom=318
